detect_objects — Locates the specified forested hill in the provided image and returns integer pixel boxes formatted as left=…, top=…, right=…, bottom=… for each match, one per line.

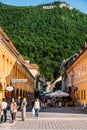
left=0, top=1, right=87, bottom=80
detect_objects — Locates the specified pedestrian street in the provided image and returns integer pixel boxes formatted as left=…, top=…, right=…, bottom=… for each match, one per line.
left=1, top=107, right=87, bottom=130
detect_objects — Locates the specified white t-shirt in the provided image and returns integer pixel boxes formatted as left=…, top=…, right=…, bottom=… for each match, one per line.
left=34, top=101, right=40, bottom=109
left=2, top=101, right=7, bottom=109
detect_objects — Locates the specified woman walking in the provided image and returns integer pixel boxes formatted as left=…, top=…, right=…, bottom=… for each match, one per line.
left=10, top=98, right=17, bottom=123
left=21, top=97, right=27, bottom=121
left=34, top=98, right=40, bottom=119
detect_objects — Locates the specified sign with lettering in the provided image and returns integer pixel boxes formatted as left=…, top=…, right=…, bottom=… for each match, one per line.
left=6, top=86, right=13, bottom=91
left=11, top=79, right=27, bottom=83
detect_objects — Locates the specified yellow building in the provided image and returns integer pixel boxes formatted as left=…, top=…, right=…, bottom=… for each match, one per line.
left=61, top=41, right=87, bottom=107
left=0, top=27, right=37, bottom=100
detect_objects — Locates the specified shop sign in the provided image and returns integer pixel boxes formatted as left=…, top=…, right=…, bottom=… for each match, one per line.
left=11, top=79, right=27, bottom=83
left=6, top=86, right=13, bottom=91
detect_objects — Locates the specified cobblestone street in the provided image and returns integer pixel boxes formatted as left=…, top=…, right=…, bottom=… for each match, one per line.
left=0, top=107, right=87, bottom=130
left=11, top=118, right=87, bottom=130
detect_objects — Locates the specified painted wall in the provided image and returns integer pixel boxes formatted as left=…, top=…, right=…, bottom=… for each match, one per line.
left=67, top=50, right=87, bottom=107
left=0, top=28, right=35, bottom=100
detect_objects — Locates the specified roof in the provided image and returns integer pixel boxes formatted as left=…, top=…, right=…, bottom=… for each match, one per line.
left=24, top=61, right=38, bottom=70
left=24, top=61, right=39, bottom=78
left=0, top=27, right=35, bottom=79
left=47, top=76, right=62, bottom=88
left=61, top=40, right=87, bottom=73
left=29, top=69, right=38, bottom=78
left=54, top=76, right=62, bottom=84
left=0, top=27, right=24, bottom=61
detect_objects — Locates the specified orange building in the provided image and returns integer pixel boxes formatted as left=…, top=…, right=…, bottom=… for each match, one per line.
left=0, top=27, right=39, bottom=100
left=61, top=41, right=87, bottom=107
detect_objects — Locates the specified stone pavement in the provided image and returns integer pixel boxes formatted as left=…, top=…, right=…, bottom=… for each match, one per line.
left=0, top=107, right=87, bottom=130
left=10, top=118, right=87, bottom=130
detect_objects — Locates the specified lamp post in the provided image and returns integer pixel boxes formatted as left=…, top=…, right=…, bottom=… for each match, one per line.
left=14, top=54, right=19, bottom=98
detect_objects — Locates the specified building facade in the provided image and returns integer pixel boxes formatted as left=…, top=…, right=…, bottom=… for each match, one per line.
left=0, top=27, right=37, bottom=100
left=61, top=41, right=87, bottom=107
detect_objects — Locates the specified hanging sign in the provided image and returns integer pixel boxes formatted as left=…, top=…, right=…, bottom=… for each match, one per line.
left=6, top=86, right=13, bottom=91
left=11, top=79, right=27, bottom=83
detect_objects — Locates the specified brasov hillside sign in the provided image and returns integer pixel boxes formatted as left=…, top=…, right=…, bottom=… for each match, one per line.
left=11, top=79, right=27, bottom=83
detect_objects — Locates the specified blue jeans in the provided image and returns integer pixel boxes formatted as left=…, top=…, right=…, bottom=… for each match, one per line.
left=35, top=108, right=39, bottom=117
left=2, top=108, right=7, bottom=122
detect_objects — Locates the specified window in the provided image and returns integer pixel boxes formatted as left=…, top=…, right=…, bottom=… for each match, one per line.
left=81, top=90, right=83, bottom=100
left=7, top=59, right=9, bottom=73
left=2, top=55, right=5, bottom=72
left=10, top=62, right=12, bottom=71
left=84, top=90, right=86, bottom=100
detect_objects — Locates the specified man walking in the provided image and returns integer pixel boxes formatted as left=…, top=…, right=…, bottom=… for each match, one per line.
left=1, top=98, right=8, bottom=122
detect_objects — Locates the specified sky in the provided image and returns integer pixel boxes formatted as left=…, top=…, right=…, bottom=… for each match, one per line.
left=0, top=0, right=87, bottom=14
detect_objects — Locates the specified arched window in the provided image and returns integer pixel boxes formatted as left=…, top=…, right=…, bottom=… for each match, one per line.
left=16, top=88, right=19, bottom=97
left=10, top=62, right=12, bottom=71
left=7, top=59, right=9, bottom=73
left=20, top=89, right=22, bottom=97
left=2, top=55, right=5, bottom=72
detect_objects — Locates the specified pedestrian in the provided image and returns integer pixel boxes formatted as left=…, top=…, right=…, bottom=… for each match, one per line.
left=21, top=97, right=27, bottom=121
left=1, top=98, right=8, bottom=122
left=0, top=104, right=3, bottom=123
left=15, top=96, right=21, bottom=111
left=47, top=98, right=51, bottom=107
left=10, top=98, right=18, bottom=123
left=31, top=99, right=35, bottom=108
left=52, top=97, right=56, bottom=107
left=34, top=98, right=40, bottom=119
left=59, top=100, right=62, bottom=110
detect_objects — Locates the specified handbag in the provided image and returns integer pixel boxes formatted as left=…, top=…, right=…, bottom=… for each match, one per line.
left=32, top=107, right=35, bottom=115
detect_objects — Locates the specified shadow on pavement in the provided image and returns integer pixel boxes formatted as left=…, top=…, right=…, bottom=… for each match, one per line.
left=39, top=107, right=87, bottom=114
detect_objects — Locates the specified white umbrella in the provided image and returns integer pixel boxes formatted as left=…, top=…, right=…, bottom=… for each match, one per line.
left=49, top=90, right=69, bottom=97
left=46, top=92, right=55, bottom=96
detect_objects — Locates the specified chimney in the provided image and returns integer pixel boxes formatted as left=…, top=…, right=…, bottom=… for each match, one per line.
left=25, top=60, right=30, bottom=64
left=85, top=40, right=87, bottom=48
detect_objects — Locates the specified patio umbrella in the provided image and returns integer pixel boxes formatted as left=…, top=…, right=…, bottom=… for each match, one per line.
left=46, top=92, right=55, bottom=97
left=48, top=90, right=69, bottom=97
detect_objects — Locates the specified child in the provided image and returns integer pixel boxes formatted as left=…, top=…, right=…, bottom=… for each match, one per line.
left=0, top=105, right=3, bottom=123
